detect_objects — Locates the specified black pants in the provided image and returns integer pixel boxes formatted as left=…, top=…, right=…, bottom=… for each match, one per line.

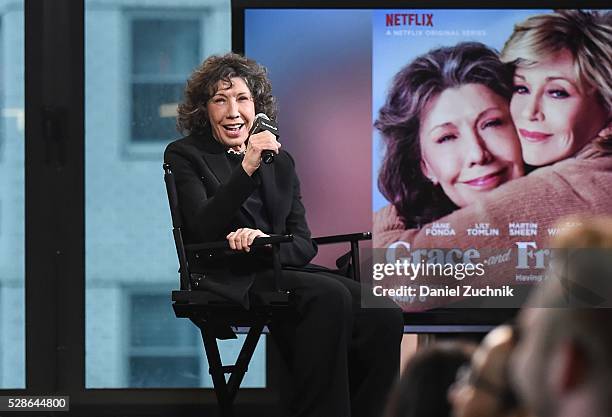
left=252, top=269, right=404, bottom=417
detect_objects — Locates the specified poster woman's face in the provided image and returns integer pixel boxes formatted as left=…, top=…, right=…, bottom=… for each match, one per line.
left=510, top=49, right=608, bottom=166
left=420, top=83, right=524, bottom=208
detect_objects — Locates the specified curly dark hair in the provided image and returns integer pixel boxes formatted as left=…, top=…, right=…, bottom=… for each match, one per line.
left=176, top=53, right=277, bottom=136
left=375, top=42, right=514, bottom=228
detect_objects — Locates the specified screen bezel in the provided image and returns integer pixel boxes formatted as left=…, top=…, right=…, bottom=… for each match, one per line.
left=232, top=0, right=610, bottom=54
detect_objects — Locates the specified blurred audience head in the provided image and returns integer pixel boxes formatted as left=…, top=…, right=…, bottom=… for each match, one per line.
left=448, top=325, right=529, bottom=417
left=384, top=342, right=475, bottom=417
left=512, top=216, right=612, bottom=417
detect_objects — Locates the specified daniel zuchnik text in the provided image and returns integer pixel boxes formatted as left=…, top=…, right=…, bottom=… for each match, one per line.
left=373, top=285, right=514, bottom=298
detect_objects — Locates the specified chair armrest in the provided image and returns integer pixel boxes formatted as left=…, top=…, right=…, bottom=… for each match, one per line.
left=183, top=234, right=293, bottom=293
left=185, top=234, right=294, bottom=251
left=312, top=232, right=371, bottom=283
left=313, top=232, right=371, bottom=245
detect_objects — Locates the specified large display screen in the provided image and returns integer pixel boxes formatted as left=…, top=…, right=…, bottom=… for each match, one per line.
left=241, top=6, right=612, bottom=322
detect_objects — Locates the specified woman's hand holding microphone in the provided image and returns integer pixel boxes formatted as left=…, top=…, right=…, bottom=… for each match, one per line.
left=241, top=130, right=281, bottom=176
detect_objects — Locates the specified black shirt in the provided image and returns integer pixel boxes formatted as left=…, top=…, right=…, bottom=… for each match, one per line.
left=226, top=152, right=272, bottom=233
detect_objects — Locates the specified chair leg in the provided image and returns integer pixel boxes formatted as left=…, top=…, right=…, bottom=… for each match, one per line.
left=200, top=326, right=234, bottom=417
left=226, top=323, right=265, bottom=399
left=198, top=321, right=266, bottom=417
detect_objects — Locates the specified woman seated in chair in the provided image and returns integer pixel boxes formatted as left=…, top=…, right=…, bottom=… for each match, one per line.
left=164, top=52, right=404, bottom=417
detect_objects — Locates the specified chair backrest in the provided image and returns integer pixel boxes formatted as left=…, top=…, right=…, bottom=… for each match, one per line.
left=163, top=163, right=191, bottom=290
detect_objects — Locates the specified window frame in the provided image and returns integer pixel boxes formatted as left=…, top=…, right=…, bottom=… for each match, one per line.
left=122, top=9, right=207, bottom=160
left=126, top=290, right=205, bottom=388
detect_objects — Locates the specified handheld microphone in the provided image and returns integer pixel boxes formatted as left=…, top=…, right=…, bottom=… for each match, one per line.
left=248, top=113, right=279, bottom=164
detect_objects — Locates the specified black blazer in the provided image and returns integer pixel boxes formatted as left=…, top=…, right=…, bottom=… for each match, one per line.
left=164, top=133, right=318, bottom=307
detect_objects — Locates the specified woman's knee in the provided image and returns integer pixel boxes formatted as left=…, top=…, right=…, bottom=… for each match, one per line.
left=296, top=274, right=353, bottom=319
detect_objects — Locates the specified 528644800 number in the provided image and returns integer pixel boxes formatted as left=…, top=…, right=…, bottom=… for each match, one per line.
left=0, top=396, right=69, bottom=411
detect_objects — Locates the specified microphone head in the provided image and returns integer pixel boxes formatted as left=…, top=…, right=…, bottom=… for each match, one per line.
left=254, top=112, right=270, bottom=121
left=249, top=112, right=278, bottom=140
left=252, top=113, right=278, bottom=165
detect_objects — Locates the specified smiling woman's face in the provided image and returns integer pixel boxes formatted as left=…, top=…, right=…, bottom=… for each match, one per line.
left=419, top=83, right=524, bottom=208
left=206, top=77, right=256, bottom=149
left=510, top=49, right=609, bottom=166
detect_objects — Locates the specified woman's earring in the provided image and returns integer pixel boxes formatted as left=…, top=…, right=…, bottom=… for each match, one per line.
left=429, top=176, right=438, bottom=185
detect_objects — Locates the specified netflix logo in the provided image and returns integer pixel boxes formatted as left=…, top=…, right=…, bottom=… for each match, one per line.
left=386, top=13, right=433, bottom=27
